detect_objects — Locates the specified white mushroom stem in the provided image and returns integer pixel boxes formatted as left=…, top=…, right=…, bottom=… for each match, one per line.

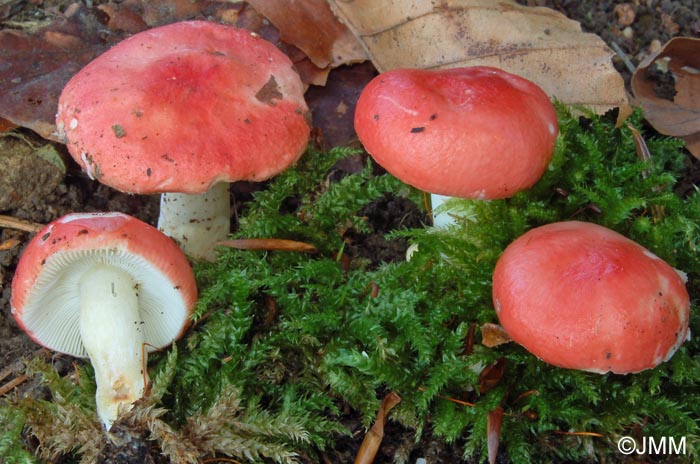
left=79, top=264, right=148, bottom=430
left=158, top=182, right=230, bottom=261
left=430, top=193, right=457, bottom=228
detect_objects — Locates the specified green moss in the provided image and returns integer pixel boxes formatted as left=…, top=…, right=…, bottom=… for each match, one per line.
left=178, top=106, right=699, bottom=462
left=3, top=107, right=699, bottom=462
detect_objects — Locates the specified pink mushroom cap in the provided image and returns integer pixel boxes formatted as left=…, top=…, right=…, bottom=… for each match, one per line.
left=56, top=20, right=310, bottom=194
left=354, top=66, right=558, bottom=199
left=492, top=221, right=691, bottom=374
left=11, top=212, right=197, bottom=357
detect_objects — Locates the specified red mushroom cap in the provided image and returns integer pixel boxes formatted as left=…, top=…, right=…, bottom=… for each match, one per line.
left=492, top=221, right=690, bottom=374
left=354, top=66, right=558, bottom=199
left=56, top=20, right=310, bottom=194
left=11, top=212, right=197, bottom=357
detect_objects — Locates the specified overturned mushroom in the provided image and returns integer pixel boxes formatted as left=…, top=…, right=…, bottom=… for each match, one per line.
left=11, top=212, right=197, bottom=429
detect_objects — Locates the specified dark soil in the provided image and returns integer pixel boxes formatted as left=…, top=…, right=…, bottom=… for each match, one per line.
left=1, top=1, right=698, bottom=463
left=530, top=0, right=700, bottom=87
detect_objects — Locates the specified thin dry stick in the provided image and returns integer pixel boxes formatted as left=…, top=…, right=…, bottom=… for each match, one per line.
left=554, top=430, right=605, bottom=438
left=418, top=386, right=476, bottom=407
left=0, top=375, right=28, bottom=396
left=201, top=458, right=242, bottom=464
left=0, top=214, right=43, bottom=233
left=610, top=41, right=637, bottom=74
left=628, top=124, right=665, bottom=222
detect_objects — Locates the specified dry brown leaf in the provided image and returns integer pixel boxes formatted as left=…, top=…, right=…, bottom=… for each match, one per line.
left=487, top=406, right=504, bottom=464
left=631, top=37, right=700, bottom=157
left=305, top=62, right=377, bottom=148
left=0, top=1, right=362, bottom=140
left=97, top=3, right=149, bottom=33
left=328, top=0, right=631, bottom=121
left=354, top=391, right=402, bottom=464
left=463, top=321, right=477, bottom=356
left=0, top=118, right=17, bottom=133
left=247, top=0, right=366, bottom=69
left=0, top=4, right=119, bottom=141
left=481, top=322, right=513, bottom=348
left=478, top=357, right=507, bottom=394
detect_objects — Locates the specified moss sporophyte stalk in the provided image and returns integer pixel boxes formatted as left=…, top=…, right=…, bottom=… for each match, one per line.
left=3, top=106, right=700, bottom=463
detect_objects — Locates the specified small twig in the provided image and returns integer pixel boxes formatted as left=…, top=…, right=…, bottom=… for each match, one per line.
left=0, top=375, right=28, bottom=396
left=216, top=238, right=317, bottom=253
left=554, top=430, right=605, bottom=438
left=418, top=386, right=476, bottom=407
left=610, top=41, right=637, bottom=75
left=628, top=124, right=665, bottom=222
left=0, top=214, right=43, bottom=233
left=201, top=458, right=242, bottom=464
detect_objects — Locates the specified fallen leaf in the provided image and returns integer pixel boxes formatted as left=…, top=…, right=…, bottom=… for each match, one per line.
left=0, top=4, right=121, bottom=141
left=487, top=406, right=504, bottom=464
left=295, top=58, right=333, bottom=86
left=97, top=3, right=148, bottom=33
left=631, top=37, right=700, bottom=157
left=354, top=391, right=402, bottom=464
left=304, top=62, right=377, bottom=148
left=247, top=0, right=366, bottom=69
left=481, top=322, right=513, bottom=348
left=463, top=321, right=477, bottom=355
left=478, top=357, right=507, bottom=394
left=217, top=238, right=318, bottom=253
left=329, top=0, right=630, bottom=121
left=0, top=118, right=17, bottom=133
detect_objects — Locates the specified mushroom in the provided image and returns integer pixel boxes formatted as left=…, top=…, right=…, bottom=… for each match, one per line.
left=354, top=66, right=558, bottom=227
left=11, top=212, right=197, bottom=429
left=492, top=221, right=691, bottom=374
left=55, top=21, right=310, bottom=260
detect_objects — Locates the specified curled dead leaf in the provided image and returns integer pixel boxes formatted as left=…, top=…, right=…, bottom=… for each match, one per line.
left=481, top=322, right=513, bottom=348
left=304, top=62, right=377, bottom=148
left=487, top=406, right=504, bottom=464
left=354, top=391, right=402, bottom=464
left=478, top=357, right=507, bottom=394
left=328, top=0, right=631, bottom=122
left=97, top=3, right=148, bottom=33
left=247, top=0, right=366, bottom=69
left=463, top=321, right=477, bottom=355
left=0, top=4, right=117, bottom=141
left=0, top=118, right=17, bottom=133
left=631, top=37, right=700, bottom=157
